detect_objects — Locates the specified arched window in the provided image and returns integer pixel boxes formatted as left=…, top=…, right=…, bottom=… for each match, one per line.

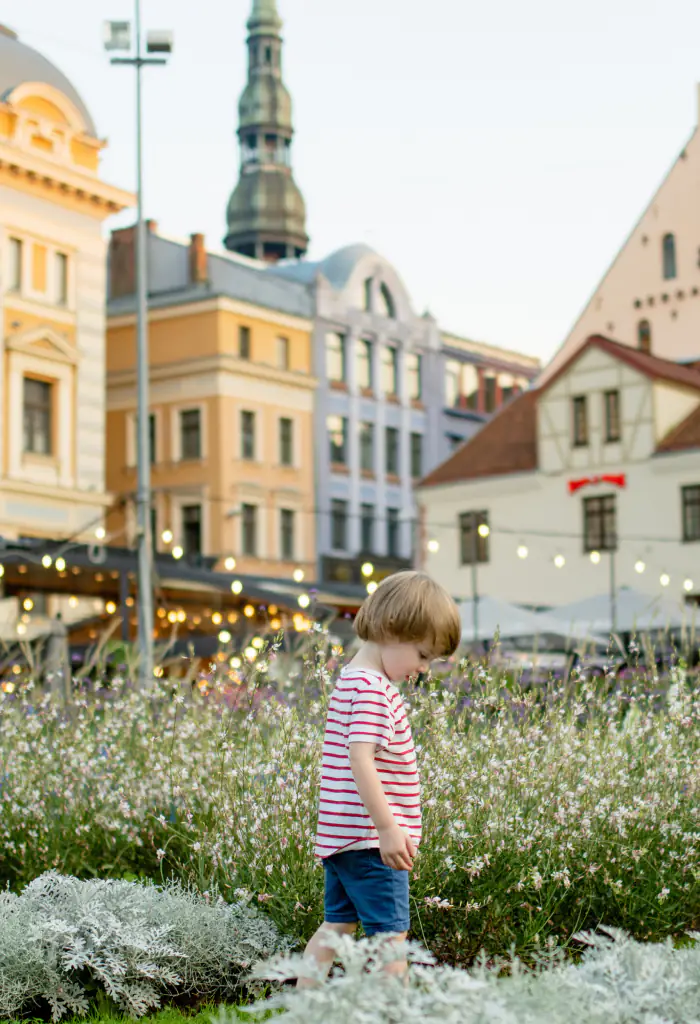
left=638, top=319, right=651, bottom=353
left=662, top=233, right=677, bottom=280
left=379, top=282, right=396, bottom=319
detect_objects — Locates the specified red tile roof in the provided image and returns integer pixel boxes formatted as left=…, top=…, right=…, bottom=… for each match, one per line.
left=419, top=390, right=538, bottom=488
left=542, top=335, right=700, bottom=393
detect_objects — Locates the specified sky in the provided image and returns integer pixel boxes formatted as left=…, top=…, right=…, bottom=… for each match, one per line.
left=7, top=0, right=700, bottom=362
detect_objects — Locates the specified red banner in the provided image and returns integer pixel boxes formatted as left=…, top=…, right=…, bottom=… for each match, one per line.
left=568, top=473, right=626, bottom=495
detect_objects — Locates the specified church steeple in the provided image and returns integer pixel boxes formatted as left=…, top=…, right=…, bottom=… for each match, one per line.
left=224, top=0, right=308, bottom=261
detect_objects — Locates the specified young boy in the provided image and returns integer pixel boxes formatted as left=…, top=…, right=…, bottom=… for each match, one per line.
left=298, top=570, right=461, bottom=985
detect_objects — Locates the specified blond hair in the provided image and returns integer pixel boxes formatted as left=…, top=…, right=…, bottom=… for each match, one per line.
left=354, top=570, right=461, bottom=657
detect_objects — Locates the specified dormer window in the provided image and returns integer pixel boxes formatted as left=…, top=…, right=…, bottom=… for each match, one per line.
left=379, top=282, right=395, bottom=319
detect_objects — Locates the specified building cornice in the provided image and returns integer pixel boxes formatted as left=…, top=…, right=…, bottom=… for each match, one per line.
left=0, top=140, right=134, bottom=213
left=108, top=293, right=313, bottom=333
left=107, top=351, right=319, bottom=393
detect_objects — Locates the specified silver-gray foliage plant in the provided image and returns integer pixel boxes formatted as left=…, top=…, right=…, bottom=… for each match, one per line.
left=211, top=928, right=700, bottom=1024
left=0, top=871, right=292, bottom=1020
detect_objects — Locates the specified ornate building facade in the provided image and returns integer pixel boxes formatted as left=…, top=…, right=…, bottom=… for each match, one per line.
left=0, top=25, right=132, bottom=544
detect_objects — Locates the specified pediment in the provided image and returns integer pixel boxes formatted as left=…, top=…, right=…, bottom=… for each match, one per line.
left=5, top=326, right=78, bottom=365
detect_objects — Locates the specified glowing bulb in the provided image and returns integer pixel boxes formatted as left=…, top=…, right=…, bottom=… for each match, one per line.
left=270, top=617, right=281, bottom=630
left=293, top=568, right=305, bottom=583
left=172, top=545, right=184, bottom=560
left=635, top=560, right=646, bottom=574
left=589, top=550, right=601, bottom=565
left=683, top=578, right=694, bottom=592
left=211, top=612, right=223, bottom=626
left=55, top=557, right=66, bottom=572
left=22, top=598, right=33, bottom=612
left=244, top=604, right=255, bottom=618
left=167, top=611, right=178, bottom=624
left=367, top=581, right=378, bottom=595
left=177, top=609, right=187, bottom=623
left=218, top=630, right=232, bottom=644
left=95, top=527, right=106, bottom=541
left=361, top=562, right=374, bottom=578
left=68, top=596, right=78, bottom=609
left=231, top=580, right=243, bottom=595
left=0, top=564, right=4, bottom=577
left=252, top=636, right=264, bottom=650
left=41, top=554, right=53, bottom=568
left=161, top=529, right=173, bottom=544
left=298, top=594, right=310, bottom=609
left=105, top=601, right=117, bottom=615
left=230, top=657, right=242, bottom=669
left=517, top=545, right=528, bottom=560
left=554, top=554, right=565, bottom=569
left=224, top=556, right=236, bottom=571
left=16, top=623, right=26, bottom=636
left=157, top=607, right=167, bottom=619
left=478, top=523, right=490, bottom=538
left=427, top=539, right=440, bottom=554
left=244, top=646, right=256, bottom=661
left=660, top=573, right=670, bottom=588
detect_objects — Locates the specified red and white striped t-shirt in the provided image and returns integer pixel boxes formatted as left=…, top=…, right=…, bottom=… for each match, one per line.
left=314, top=667, right=422, bottom=860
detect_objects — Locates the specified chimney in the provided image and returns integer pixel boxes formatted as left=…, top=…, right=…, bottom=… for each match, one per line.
left=189, top=232, right=208, bottom=285
left=108, top=220, right=158, bottom=300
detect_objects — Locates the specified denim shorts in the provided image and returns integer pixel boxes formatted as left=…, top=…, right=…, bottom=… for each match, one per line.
left=323, top=847, right=410, bottom=935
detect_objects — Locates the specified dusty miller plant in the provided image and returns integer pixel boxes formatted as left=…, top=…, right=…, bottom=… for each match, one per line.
left=0, top=871, right=292, bottom=1020
left=213, top=928, right=700, bottom=1024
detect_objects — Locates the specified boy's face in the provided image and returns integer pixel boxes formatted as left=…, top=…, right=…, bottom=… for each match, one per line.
left=380, top=641, right=434, bottom=683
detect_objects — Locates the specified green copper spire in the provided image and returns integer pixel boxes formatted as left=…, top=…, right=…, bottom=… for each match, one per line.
left=224, top=0, right=308, bottom=261
left=248, top=0, right=282, bottom=35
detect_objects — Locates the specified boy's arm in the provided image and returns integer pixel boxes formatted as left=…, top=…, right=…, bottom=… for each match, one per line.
left=349, top=742, right=416, bottom=871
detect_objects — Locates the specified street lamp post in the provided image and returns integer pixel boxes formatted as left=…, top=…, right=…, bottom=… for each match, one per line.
left=105, top=8, right=172, bottom=685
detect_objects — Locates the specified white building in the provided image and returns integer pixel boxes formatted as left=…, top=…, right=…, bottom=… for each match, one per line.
left=418, top=335, right=700, bottom=608
left=542, top=86, right=700, bottom=384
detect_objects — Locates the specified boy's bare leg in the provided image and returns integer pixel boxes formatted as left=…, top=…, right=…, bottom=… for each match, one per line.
left=380, top=931, right=408, bottom=982
left=296, top=920, right=358, bottom=988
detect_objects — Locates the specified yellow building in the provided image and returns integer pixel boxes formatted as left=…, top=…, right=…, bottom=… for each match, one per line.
left=0, top=25, right=133, bottom=544
left=106, top=226, right=318, bottom=580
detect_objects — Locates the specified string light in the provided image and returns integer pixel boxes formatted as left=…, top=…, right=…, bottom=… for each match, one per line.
left=269, top=605, right=278, bottom=615
left=218, top=630, right=232, bottom=644
left=68, top=596, right=78, bottom=609
left=161, top=529, right=173, bottom=544
left=683, top=578, right=694, bottom=592
left=244, top=646, right=256, bottom=661
left=298, top=594, right=310, bottom=609
left=252, top=637, right=264, bottom=650
left=95, top=527, right=106, bottom=541
left=41, top=554, right=52, bottom=568
left=660, top=573, right=670, bottom=588
left=16, top=623, right=26, bottom=636
left=224, top=557, right=236, bottom=571
left=176, top=609, right=186, bottom=623
left=243, top=604, right=255, bottom=618
left=105, top=601, right=117, bottom=615
left=478, top=524, right=490, bottom=538
left=589, top=551, right=601, bottom=565
left=293, top=568, right=305, bottom=582
left=367, top=581, right=378, bottom=595
left=157, top=607, right=167, bottom=619
left=125, top=596, right=135, bottom=607
left=55, top=557, right=66, bottom=572
left=554, top=554, right=565, bottom=568
left=167, top=611, right=178, bottom=624
left=517, top=545, right=529, bottom=559
left=361, top=562, right=374, bottom=578
left=172, top=546, right=184, bottom=560
left=211, top=612, right=223, bottom=626
left=230, top=656, right=242, bottom=669
left=270, top=616, right=281, bottom=630
left=0, top=564, right=3, bottom=577
left=231, top=580, right=243, bottom=595
left=635, top=560, right=646, bottom=574
left=427, top=540, right=440, bottom=553
left=22, top=598, right=33, bottom=612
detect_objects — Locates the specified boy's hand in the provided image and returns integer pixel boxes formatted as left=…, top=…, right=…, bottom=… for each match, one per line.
left=378, top=825, right=417, bottom=871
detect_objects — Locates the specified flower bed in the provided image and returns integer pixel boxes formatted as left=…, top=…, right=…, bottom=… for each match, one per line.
left=0, top=646, right=698, bottom=964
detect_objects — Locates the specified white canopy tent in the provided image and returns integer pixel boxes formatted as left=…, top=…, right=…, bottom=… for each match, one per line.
left=543, top=586, right=697, bottom=637
left=459, top=595, right=602, bottom=644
